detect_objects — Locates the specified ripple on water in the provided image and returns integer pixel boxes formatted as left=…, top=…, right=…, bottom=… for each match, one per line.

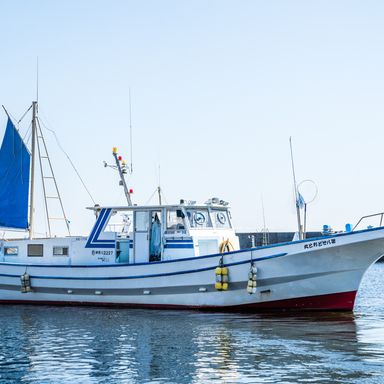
left=0, top=264, right=383, bottom=383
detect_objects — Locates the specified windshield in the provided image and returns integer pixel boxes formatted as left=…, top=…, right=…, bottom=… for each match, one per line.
left=211, top=209, right=231, bottom=229
left=166, top=209, right=186, bottom=233
left=186, top=209, right=212, bottom=228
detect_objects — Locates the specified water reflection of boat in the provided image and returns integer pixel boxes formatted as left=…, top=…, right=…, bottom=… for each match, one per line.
left=7, top=306, right=363, bottom=383
left=1, top=101, right=384, bottom=311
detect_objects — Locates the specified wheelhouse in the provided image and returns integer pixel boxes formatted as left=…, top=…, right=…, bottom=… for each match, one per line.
left=91, top=200, right=240, bottom=264
left=0, top=200, right=240, bottom=266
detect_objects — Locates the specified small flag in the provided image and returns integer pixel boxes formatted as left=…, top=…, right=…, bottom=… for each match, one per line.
left=296, top=192, right=305, bottom=209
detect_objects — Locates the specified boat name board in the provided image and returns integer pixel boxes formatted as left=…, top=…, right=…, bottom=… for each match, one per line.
left=91, top=249, right=114, bottom=262
left=304, top=238, right=336, bottom=249
left=91, top=250, right=114, bottom=256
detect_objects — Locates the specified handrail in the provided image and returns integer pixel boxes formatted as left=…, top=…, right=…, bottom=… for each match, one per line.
left=353, top=212, right=384, bottom=231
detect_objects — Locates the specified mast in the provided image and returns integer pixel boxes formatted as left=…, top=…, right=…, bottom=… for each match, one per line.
left=112, top=147, right=132, bottom=206
left=157, top=186, right=162, bottom=205
left=289, top=137, right=303, bottom=240
left=28, top=101, right=37, bottom=239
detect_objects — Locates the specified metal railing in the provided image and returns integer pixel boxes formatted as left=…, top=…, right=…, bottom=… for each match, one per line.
left=353, top=212, right=384, bottom=231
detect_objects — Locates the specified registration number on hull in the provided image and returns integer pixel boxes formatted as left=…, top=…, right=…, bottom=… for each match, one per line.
left=304, top=238, right=336, bottom=249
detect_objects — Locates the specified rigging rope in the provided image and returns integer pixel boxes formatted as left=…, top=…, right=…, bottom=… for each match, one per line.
left=144, top=186, right=168, bottom=205
left=17, top=105, right=32, bottom=124
left=23, top=122, right=32, bottom=146
left=38, top=117, right=96, bottom=205
left=144, top=188, right=158, bottom=205
left=2, top=105, right=32, bottom=146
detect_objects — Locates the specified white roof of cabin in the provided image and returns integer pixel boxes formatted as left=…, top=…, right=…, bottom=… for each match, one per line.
left=87, top=204, right=230, bottom=212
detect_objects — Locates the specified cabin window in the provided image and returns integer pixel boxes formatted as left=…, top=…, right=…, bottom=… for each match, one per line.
left=106, top=212, right=133, bottom=234
left=211, top=210, right=231, bottom=229
left=28, top=244, right=44, bottom=257
left=53, top=246, right=69, bottom=256
left=166, top=209, right=185, bottom=232
left=135, top=211, right=149, bottom=231
left=186, top=209, right=212, bottom=228
left=4, top=247, right=18, bottom=256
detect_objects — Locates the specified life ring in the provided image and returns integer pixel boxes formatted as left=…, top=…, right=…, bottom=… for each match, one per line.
left=219, top=239, right=234, bottom=253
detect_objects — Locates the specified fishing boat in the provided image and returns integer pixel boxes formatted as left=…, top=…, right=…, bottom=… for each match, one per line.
left=0, top=101, right=383, bottom=311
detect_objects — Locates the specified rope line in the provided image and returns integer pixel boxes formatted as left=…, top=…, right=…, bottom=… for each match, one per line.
left=38, top=117, right=96, bottom=205
left=17, top=105, right=33, bottom=124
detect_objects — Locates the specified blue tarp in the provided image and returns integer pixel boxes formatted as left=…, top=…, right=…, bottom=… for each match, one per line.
left=0, top=118, right=30, bottom=229
left=150, top=215, right=161, bottom=257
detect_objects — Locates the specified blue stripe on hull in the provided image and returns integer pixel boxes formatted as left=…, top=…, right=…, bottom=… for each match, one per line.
left=0, top=252, right=287, bottom=280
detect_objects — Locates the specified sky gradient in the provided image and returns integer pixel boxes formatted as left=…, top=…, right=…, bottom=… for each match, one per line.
left=1, top=1, right=384, bottom=235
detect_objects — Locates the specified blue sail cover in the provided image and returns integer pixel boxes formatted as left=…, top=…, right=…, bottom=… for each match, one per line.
left=0, top=118, right=30, bottom=229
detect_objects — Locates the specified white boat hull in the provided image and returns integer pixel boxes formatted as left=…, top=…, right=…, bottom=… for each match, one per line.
left=1, top=227, right=384, bottom=311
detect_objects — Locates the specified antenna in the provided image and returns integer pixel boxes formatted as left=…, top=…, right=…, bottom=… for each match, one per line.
left=157, top=164, right=162, bottom=205
left=36, top=57, right=39, bottom=104
left=29, top=101, right=38, bottom=239
left=260, top=195, right=269, bottom=246
left=261, top=195, right=266, bottom=230
left=289, top=137, right=303, bottom=240
left=129, top=88, right=133, bottom=174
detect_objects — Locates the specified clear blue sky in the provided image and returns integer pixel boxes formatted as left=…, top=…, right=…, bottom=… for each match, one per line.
left=1, top=1, right=384, bottom=235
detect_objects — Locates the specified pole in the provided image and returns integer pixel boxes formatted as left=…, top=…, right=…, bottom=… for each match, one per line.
left=112, top=149, right=132, bottom=206
left=157, top=186, right=162, bottom=205
left=29, top=101, right=37, bottom=239
left=261, top=195, right=268, bottom=246
left=303, top=203, right=307, bottom=239
left=157, top=164, right=162, bottom=205
left=289, top=137, right=303, bottom=240
left=129, top=88, right=133, bottom=174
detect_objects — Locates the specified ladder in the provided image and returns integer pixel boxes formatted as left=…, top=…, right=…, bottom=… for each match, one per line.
left=34, top=116, right=70, bottom=237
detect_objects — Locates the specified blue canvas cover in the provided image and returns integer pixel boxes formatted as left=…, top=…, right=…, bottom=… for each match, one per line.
left=150, top=214, right=161, bottom=257
left=0, top=118, right=30, bottom=229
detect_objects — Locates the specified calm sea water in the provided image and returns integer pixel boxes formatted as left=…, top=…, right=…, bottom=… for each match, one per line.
left=0, top=264, right=383, bottom=384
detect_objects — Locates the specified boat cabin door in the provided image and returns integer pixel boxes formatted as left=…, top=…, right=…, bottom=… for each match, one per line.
left=134, top=211, right=149, bottom=263
left=133, top=210, right=162, bottom=263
